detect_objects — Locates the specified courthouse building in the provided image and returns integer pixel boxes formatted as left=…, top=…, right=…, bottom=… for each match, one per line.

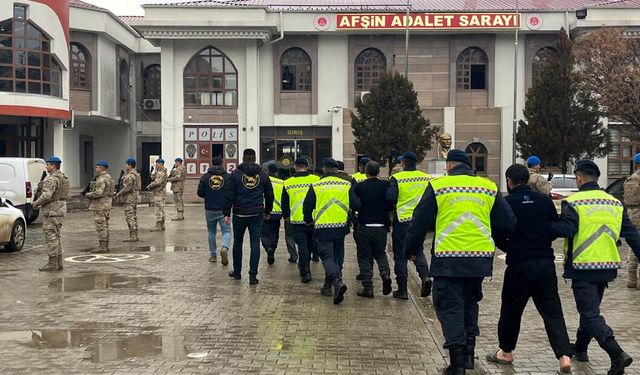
left=2, top=0, right=640, bottom=197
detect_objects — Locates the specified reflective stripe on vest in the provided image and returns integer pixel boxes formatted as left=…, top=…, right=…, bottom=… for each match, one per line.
left=352, top=172, right=366, bottom=183
left=312, top=176, right=351, bottom=229
left=270, top=176, right=284, bottom=215
left=284, top=174, right=320, bottom=224
left=430, top=175, right=497, bottom=258
left=563, top=190, right=623, bottom=270
left=393, top=170, right=432, bottom=223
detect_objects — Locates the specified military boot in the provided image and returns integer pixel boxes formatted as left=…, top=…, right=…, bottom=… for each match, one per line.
left=393, top=278, right=409, bottom=300
left=465, top=336, right=476, bottom=370
left=92, top=241, right=109, bottom=254
left=150, top=222, right=163, bottom=232
left=39, top=256, right=61, bottom=272
left=381, top=271, right=392, bottom=296
left=171, top=212, right=185, bottom=221
left=300, top=266, right=312, bottom=283
left=357, top=288, right=374, bottom=298
left=123, top=231, right=139, bottom=242
left=333, top=278, right=347, bottom=305
left=57, top=254, right=63, bottom=270
left=602, top=338, right=633, bottom=375
left=320, top=279, right=332, bottom=296
left=443, top=347, right=466, bottom=375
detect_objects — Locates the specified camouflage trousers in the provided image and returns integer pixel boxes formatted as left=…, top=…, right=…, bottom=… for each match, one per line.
left=124, top=202, right=138, bottom=232
left=93, top=210, right=110, bottom=242
left=629, top=251, right=639, bottom=282
left=174, top=192, right=184, bottom=213
left=43, top=215, right=63, bottom=257
left=153, top=195, right=165, bottom=222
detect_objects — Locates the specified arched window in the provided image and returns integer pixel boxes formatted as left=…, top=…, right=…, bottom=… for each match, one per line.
left=280, top=47, right=311, bottom=91
left=143, top=64, right=161, bottom=99
left=532, top=47, right=557, bottom=81
left=456, top=47, right=488, bottom=90
left=119, top=59, right=129, bottom=117
left=0, top=6, right=63, bottom=97
left=183, top=46, right=237, bottom=107
left=70, top=42, right=90, bottom=89
left=355, top=48, right=386, bottom=91
left=465, top=142, right=488, bottom=176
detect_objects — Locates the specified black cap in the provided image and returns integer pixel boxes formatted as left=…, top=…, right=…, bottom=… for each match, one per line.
left=337, top=160, right=345, bottom=170
left=446, top=149, right=472, bottom=167
left=359, top=156, right=371, bottom=165
left=323, top=157, right=338, bottom=168
left=212, top=156, right=223, bottom=166
left=267, top=163, right=278, bottom=174
left=575, top=159, right=601, bottom=177
left=402, top=151, right=418, bottom=162
left=294, top=157, right=309, bottom=166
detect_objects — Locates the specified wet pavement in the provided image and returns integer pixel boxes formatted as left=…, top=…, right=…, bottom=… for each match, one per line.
left=0, top=204, right=639, bottom=374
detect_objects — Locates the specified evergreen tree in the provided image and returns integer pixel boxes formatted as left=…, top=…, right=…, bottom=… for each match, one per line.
left=517, top=28, right=610, bottom=173
left=351, top=72, right=436, bottom=174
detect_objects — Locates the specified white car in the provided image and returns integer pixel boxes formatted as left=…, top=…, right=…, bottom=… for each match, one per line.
left=547, top=174, right=579, bottom=200
left=0, top=157, right=47, bottom=223
left=0, top=197, right=26, bottom=251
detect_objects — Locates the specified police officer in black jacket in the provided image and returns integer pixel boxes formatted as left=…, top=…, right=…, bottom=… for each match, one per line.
left=225, top=148, right=274, bottom=285
left=486, top=164, right=572, bottom=374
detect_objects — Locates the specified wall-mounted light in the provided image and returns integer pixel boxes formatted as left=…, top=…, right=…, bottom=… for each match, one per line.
left=186, top=115, right=193, bottom=121
left=576, top=9, right=587, bottom=19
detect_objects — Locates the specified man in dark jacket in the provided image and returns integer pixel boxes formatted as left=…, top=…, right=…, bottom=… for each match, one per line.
left=552, top=160, right=640, bottom=375
left=486, top=164, right=571, bottom=374
left=225, top=148, right=274, bottom=285
left=351, top=160, right=393, bottom=298
left=404, top=150, right=516, bottom=374
left=197, top=156, right=232, bottom=265
left=278, top=166, right=298, bottom=263
left=261, top=163, right=283, bottom=265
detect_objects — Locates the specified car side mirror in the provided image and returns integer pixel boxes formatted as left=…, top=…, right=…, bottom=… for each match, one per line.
left=0, top=197, right=6, bottom=207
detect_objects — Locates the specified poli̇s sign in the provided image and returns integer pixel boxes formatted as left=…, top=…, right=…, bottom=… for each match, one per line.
left=336, top=13, right=520, bottom=30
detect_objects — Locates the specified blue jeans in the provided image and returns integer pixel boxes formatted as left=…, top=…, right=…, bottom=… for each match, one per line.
left=231, top=214, right=263, bottom=276
left=205, top=210, right=231, bottom=256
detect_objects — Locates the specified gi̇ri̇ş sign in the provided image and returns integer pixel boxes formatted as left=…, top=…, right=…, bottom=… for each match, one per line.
left=336, top=13, right=520, bottom=30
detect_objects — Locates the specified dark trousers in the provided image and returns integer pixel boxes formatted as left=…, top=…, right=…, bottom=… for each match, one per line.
left=231, top=214, right=263, bottom=276
left=433, top=277, right=484, bottom=349
left=260, top=218, right=281, bottom=251
left=284, top=220, right=297, bottom=261
left=572, top=281, right=614, bottom=349
left=318, top=238, right=346, bottom=283
left=293, top=225, right=314, bottom=273
left=498, top=260, right=571, bottom=358
left=392, top=221, right=429, bottom=282
left=356, top=225, right=391, bottom=289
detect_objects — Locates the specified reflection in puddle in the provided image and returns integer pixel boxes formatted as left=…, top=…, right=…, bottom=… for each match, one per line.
left=0, top=330, right=187, bottom=362
left=132, top=245, right=195, bottom=252
left=49, top=273, right=162, bottom=292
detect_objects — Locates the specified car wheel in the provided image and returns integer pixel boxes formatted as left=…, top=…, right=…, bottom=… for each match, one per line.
left=26, top=208, right=39, bottom=223
left=6, top=220, right=25, bottom=252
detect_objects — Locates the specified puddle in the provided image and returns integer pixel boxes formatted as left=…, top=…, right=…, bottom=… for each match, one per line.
left=49, top=273, right=162, bottom=292
left=131, top=245, right=196, bottom=252
left=0, top=330, right=187, bottom=362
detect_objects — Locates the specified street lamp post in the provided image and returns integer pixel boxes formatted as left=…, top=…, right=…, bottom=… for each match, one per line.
left=512, top=0, right=520, bottom=164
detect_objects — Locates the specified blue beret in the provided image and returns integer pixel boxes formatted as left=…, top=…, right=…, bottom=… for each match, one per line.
left=126, top=157, right=136, bottom=164
left=402, top=151, right=418, bottom=162
left=634, top=153, right=640, bottom=164
left=527, top=156, right=541, bottom=166
left=294, top=157, right=309, bottom=166
left=156, top=158, right=165, bottom=164
left=396, top=155, right=404, bottom=162
left=359, top=156, right=371, bottom=165
left=46, top=156, right=61, bottom=163
left=575, top=159, right=600, bottom=177
left=175, top=157, right=183, bottom=162
left=446, top=149, right=472, bottom=166
left=96, top=160, right=109, bottom=167
left=323, top=157, right=338, bottom=168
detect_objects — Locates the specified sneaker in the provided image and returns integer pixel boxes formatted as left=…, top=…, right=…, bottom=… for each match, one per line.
left=209, top=255, right=217, bottom=263
left=220, top=247, right=229, bottom=266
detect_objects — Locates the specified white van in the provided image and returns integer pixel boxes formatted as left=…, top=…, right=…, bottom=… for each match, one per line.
left=0, top=157, right=47, bottom=223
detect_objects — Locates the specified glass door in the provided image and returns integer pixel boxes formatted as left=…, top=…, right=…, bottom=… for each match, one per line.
left=294, top=139, right=314, bottom=166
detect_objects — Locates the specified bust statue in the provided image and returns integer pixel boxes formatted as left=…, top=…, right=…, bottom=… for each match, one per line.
left=438, top=132, right=452, bottom=159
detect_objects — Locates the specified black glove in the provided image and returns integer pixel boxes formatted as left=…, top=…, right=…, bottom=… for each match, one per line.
left=547, top=173, right=554, bottom=182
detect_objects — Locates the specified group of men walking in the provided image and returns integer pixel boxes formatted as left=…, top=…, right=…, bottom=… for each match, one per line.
left=32, top=147, right=640, bottom=375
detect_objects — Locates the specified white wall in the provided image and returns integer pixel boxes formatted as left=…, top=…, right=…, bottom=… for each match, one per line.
left=96, top=34, right=117, bottom=119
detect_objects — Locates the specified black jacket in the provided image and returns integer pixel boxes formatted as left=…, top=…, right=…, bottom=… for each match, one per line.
left=302, top=172, right=356, bottom=240
left=197, top=165, right=231, bottom=212
left=497, top=185, right=558, bottom=265
left=552, top=181, right=640, bottom=283
left=352, top=177, right=391, bottom=226
left=225, top=162, right=274, bottom=216
left=404, top=164, right=516, bottom=278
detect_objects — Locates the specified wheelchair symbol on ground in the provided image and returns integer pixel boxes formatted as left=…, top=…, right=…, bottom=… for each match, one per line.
left=65, top=254, right=150, bottom=264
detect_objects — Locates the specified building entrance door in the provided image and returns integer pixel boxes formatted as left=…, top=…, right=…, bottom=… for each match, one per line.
left=260, top=127, right=331, bottom=169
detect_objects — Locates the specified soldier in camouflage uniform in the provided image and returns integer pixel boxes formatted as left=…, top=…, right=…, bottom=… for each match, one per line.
left=115, top=158, right=141, bottom=242
left=623, top=153, right=640, bottom=289
left=84, top=160, right=115, bottom=253
left=527, top=155, right=552, bottom=195
left=32, top=156, right=69, bottom=271
left=168, top=157, right=186, bottom=221
left=147, top=158, right=168, bottom=231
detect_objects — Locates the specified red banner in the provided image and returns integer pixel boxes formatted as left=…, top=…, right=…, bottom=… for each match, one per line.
left=336, top=13, right=520, bottom=30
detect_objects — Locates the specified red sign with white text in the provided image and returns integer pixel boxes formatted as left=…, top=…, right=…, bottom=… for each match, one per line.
left=336, top=13, right=520, bottom=30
